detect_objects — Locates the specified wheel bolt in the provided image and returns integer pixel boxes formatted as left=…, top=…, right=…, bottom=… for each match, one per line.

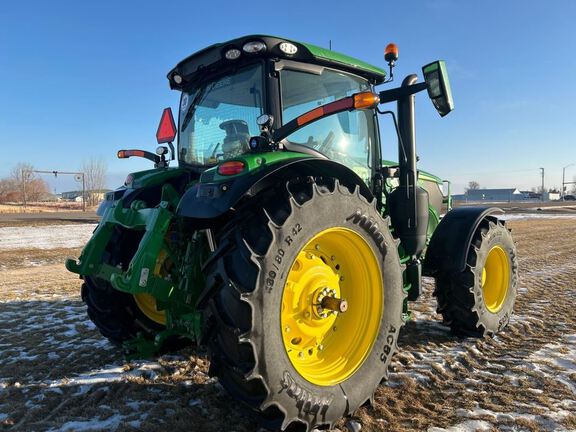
left=298, top=352, right=304, bottom=358
left=285, top=326, right=290, bottom=333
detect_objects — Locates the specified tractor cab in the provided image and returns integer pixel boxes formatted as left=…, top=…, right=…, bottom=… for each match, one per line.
left=167, top=36, right=388, bottom=187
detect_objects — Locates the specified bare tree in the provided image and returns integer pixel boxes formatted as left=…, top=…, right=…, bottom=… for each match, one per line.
left=9, top=162, right=49, bottom=203
left=0, top=178, right=17, bottom=203
left=27, top=178, right=50, bottom=201
left=82, top=158, right=108, bottom=206
left=466, top=181, right=480, bottom=192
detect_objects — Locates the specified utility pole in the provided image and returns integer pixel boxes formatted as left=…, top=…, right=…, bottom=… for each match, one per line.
left=539, top=167, right=545, bottom=202
left=562, top=163, right=575, bottom=200
left=21, top=168, right=27, bottom=212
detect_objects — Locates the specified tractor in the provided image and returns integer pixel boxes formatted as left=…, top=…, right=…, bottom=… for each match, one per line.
left=66, top=35, right=518, bottom=431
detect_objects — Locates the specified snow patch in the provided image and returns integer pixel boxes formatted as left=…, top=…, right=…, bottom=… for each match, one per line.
left=500, top=213, right=576, bottom=221
left=428, top=420, right=493, bottom=431
left=47, top=414, right=124, bottom=431
left=0, top=224, right=96, bottom=250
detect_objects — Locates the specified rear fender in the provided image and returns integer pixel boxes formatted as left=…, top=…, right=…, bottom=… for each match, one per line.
left=176, top=158, right=373, bottom=219
left=423, top=206, right=504, bottom=275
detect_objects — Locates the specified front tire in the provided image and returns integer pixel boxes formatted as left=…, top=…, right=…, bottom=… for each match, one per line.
left=205, top=179, right=404, bottom=431
left=82, top=276, right=165, bottom=345
left=434, top=219, right=518, bottom=336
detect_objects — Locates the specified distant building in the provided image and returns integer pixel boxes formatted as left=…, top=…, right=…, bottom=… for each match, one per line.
left=464, top=188, right=524, bottom=202
left=545, top=191, right=560, bottom=201
left=61, top=190, right=83, bottom=200
left=61, top=189, right=110, bottom=202
left=454, top=188, right=560, bottom=203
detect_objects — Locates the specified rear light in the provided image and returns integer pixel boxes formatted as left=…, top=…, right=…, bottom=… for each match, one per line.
left=218, top=161, right=245, bottom=176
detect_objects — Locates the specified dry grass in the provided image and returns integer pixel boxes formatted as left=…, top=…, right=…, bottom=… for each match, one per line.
left=0, top=202, right=97, bottom=214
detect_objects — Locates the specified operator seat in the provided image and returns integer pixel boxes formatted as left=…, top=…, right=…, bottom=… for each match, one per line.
left=219, top=120, right=250, bottom=158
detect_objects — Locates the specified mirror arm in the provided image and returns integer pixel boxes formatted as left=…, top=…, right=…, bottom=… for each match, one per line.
left=378, top=82, right=427, bottom=104
left=166, top=141, right=175, bottom=160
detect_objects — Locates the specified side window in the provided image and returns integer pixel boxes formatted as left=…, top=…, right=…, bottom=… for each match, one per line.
left=280, top=68, right=376, bottom=184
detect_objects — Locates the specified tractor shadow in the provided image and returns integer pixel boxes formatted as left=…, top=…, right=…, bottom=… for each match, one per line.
left=0, top=299, right=256, bottom=432
left=398, top=318, right=461, bottom=349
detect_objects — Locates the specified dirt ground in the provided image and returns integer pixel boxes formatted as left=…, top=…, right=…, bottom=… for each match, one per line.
left=0, top=218, right=575, bottom=431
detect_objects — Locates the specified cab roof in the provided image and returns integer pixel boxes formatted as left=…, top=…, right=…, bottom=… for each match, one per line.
left=167, top=35, right=386, bottom=89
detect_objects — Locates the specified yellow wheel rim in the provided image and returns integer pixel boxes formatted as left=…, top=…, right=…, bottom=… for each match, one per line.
left=134, top=293, right=166, bottom=325
left=481, top=246, right=510, bottom=313
left=280, top=227, right=383, bottom=386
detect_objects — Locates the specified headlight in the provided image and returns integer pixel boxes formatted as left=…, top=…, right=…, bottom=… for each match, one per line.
left=224, top=48, right=241, bottom=60
left=279, top=42, right=298, bottom=55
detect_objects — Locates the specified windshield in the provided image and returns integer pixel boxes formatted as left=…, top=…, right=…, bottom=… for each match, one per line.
left=281, top=68, right=376, bottom=183
left=178, top=64, right=264, bottom=166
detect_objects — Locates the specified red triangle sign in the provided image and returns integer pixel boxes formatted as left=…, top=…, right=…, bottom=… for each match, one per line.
left=156, top=107, right=177, bottom=143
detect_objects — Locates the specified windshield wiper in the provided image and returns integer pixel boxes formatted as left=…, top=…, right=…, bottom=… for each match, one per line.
left=180, top=82, right=216, bottom=132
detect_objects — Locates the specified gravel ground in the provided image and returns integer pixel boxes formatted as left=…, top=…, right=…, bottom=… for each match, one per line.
left=0, top=217, right=575, bottom=431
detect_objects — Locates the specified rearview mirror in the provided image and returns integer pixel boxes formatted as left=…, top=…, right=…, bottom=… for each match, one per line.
left=422, top=61, right=454, bottom=117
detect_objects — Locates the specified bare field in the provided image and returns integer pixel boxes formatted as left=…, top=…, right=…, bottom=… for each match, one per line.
left=0, top=218, right=575, bottom=431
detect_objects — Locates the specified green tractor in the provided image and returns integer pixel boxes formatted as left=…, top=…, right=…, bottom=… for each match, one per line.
left=66, top=35, right=518, bottom=431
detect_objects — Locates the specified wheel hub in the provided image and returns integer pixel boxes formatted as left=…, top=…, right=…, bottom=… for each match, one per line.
left=315, top=287, right=347, bottom=318
left=280, top=227, right=383, bottom=386
left=482, top=245, right=510, bottom=313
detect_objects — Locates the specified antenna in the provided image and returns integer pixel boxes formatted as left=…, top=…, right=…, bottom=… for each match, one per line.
left=329, top=40, right=332, bottom=50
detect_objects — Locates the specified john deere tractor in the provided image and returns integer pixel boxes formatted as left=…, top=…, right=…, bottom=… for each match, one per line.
left=66, top=35, right=518, bottom=431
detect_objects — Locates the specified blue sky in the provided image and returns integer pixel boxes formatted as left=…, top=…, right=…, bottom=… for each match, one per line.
left=1, top=0, right=575, bottom=194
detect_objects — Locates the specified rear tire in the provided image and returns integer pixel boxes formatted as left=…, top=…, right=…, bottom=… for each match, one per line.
left=204, top=179, right=404, bottom=431
left=434, top=219, right=518, bottom=336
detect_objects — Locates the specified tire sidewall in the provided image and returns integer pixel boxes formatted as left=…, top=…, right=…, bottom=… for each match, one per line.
left=471, top=223, right=517, bottom=332
left=249, top=186, right=403, bottom=426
